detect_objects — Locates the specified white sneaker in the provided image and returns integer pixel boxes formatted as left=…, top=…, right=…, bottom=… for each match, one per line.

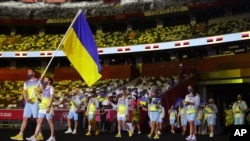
left=46, top=136, right=56, bottom=141
left=158, top=130, right=161, bottom=135
left=209, top=133, right=214, bottom=137
left=72, top=129, right=77, bottom=134
left=185, top=135, right=192, bottom=141
left=64, top=128, right=72, bottom=134
left=138, top=131, right=141, bottom=134
left=26, top=135, right=36, bottom=141
left=191, top=135, right=196, bottom=141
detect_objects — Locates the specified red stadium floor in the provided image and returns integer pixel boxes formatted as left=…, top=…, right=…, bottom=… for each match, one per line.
left=1, top=128, right=229, bottom=141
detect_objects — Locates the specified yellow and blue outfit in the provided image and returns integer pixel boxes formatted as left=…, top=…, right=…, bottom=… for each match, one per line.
left=225, top=108, right=234, bottom=127
left=169, top=109, right=177, bottom=125
left=185, top=94, right=200, bottom=121
left=158, top=105, right=165, bottom=123
left=116, top=97, right=129, bottom=121
left=232, top=101, right=248, bottom=125
left=23, top=78, right=40, bottom=118
left=148, top=98, right=160, bottom=122
left=179, top=107, right=188, bottom=126
left=195, top=108, right=203, bottom=126
left=67, top=94, right=86, bottom=121
left=38, top=86, right=54, bottom=120
left=204, top=104, right=217, bottom=126
left=86, top=97, right=99, bottom=120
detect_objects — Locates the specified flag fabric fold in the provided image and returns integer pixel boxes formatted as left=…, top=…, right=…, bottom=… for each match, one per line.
left=62, top=10, right=102, bottom=87
left=139, top=97, right=148, bottom=106
left=174, top=98, right=184, bottom=109
left=152, top=97, right=161, bottom=104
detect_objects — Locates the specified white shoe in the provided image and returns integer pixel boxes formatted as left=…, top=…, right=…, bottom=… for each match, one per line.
left=72, top=129, right=77, bottom=134
left=185, top=135, right=192, bottom=141
left=191, top=135, right=196, bottom=141
left=138, top=131, right=141, bottom=134
left=64, top=128, right=72, bottom=134
left=158, top=130, right=161, bottom=135
left=209, top=133, right=214, bottom=137
left=46, top=136, right=56, bottom=141
left=26, top=135, right=36, bottom=141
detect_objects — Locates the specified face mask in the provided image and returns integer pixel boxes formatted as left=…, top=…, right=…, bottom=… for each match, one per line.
left=43, top=82, right=48, bottom=86
left=27, top=74, right=33, bottom=79
left=187, top=89, right=193, bottom=93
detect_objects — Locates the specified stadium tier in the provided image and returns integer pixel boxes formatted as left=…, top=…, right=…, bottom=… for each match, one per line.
left=0, top=15, right=250, bottom=51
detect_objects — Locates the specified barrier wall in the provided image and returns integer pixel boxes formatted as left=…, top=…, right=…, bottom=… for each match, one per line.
left=1, top=53, right=250, bottom=81
left=141, top=53, right=250, bottom=77
left=100, top=65, right=133, bottom=80
left=0, top=68, right=40, bottom=81
left=53, top=65, right=135, bottom=81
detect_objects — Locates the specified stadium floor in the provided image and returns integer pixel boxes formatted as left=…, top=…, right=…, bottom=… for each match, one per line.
left=1, top=128, right=229, bottom=141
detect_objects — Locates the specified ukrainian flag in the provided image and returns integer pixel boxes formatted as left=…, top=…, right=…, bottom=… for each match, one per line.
left=139, top=97, right=148, bottom=106
left=152, top=97, right=161, bottom=104
left=62, top=10, right=102, bottom=87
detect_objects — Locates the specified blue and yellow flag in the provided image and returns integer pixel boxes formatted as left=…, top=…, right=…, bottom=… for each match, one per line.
left=152, top=97, right=161, bottom=104
left=174, top=98, right=184, bottom=109
left=62, top=10, right=102, bottom=87
left=139, top=97, right=148, bottom=106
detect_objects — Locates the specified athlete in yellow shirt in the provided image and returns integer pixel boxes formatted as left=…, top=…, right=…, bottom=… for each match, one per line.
left=85, top=91, right=100, bottom=136
left=109, top=89, right=133, bottom=138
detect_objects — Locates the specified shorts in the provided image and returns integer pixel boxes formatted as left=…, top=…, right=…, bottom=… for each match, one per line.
left=207, top=114, right=216, bottom=125
left=186, top=113, right=197, bottom=122
left=38, top=112, right=53, bottom=120
left=149, top=111, right=159, bottom=122
left=117, top=114, right=126, bottom=121
left=169, top=119, right=175, bottom=125
left=88, top=114, right=96, bottom=120
left=234, top=116, right=245, bottom=125
left=181, top=117, right=188, bottom=126
left=157, top=118, right=163, bottom=123
left=195, top=119, right=201, bottom=126
left=67, top=111, right=79, bottom=121
left=23, top=102, right=39, bottom=118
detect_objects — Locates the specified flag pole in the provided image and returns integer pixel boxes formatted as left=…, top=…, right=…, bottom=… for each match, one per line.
left=36, top=9, right=83, bottom=86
